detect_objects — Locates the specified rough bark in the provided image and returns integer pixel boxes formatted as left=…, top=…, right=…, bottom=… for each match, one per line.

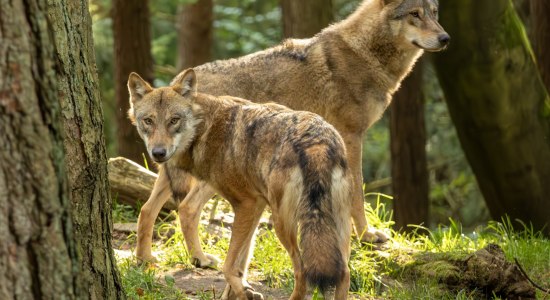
left=0, top=0, right=123, bottom=298
left=280, top=0, right=333, bottom=38
left=52, top=0, right=125, bottom=297
left=390, top=60, right=429, bottom=231
left=108, top=157, right=178, bottom=211
left=177, top=0, right=213, bottom=70
left=434, top=1, right=550, bottom=235
left=113, top=0, right=154, bottom=168
left=530, top=1, right=550, bottom=92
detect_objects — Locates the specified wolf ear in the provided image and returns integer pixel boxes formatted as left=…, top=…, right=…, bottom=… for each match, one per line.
left=172, top=68, right=198, bottom=98
left=127, top=72, right=153, bottom=103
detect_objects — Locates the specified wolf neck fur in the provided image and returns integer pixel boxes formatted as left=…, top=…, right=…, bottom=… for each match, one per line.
left=327, top=0, right=423, bottom=92
left=171, top=94, right=223, bottom=172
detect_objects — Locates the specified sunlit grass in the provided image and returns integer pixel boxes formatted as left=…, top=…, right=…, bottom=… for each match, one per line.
left=117, top=255, right=188, bottom=300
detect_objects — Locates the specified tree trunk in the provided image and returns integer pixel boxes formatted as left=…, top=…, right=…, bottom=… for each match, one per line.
left=530, top=1, right=550, bottom=92
left=53, top=0, right=126, bottom=297
left=0, top=0, right=123, bottom=298
left=390, top=60, right=430, bottom=231
left=177, top=0, right=213, bottom=70
left=113, top=0, right=154, bottom=168
left=434, top=1, right=550, bottom=235
left=280, top=0, right=333, bottom=38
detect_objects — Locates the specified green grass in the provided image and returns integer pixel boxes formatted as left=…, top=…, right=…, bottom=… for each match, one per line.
left=117, top=257, right=188, bottom=300
left=112, top=200, right=139, bottom=223
left=113, top=195, right=550, bottom=300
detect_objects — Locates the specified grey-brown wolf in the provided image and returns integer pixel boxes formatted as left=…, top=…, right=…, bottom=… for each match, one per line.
left=128, top=69, right=352, bottom=299
left=135, top=0, right=449, bottom=270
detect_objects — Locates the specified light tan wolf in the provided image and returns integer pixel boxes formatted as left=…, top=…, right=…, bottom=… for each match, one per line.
left=128, top=69, right=352, bottom=300
left=135, top=0, right=449, bottom=269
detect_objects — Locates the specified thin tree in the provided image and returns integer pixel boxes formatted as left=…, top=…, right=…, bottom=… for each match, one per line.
left=113, top=0, right=154, bottom=167
left=177, top=0, right=214, bottom=70
left=531, top=1, right=550, bottom=92
left=434, top=0, right=550, bottom=235
left=390, top=60, right=430, bottom=231
left=0, top=0, right=124, bottom=298
left=280, top=0, right=333, bottom=38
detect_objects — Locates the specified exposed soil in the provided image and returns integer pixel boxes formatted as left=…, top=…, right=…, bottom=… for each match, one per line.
left=170, top=268, right=290, bottom=300
left=112, top=222, right=291, bottom=300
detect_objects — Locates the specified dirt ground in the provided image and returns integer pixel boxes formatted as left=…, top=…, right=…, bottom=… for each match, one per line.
left=169, top=268, right=290, bottom=300
left=112, top=223, right=291, bottom=300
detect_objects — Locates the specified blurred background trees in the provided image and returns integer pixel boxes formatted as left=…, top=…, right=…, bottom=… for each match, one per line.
left=177, top=0, right=213, bottom=70
left=113, top=0, right=154, bottom=168
left=281, top=0, right=333, bottom=38
left=90, top=0, right=549, bottom=234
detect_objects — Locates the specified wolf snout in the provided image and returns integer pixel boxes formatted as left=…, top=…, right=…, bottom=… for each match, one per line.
left=151, top=147, right=167, bottom=161
left=438, top=33, right=451, bottom=46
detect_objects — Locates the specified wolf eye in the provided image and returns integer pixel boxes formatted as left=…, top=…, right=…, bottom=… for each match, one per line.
left=143, top=118, right=153, bottom=126
left=433, top=9, right=438, bottom=16
left=410, top=11, right=421, bottom=18
left=169, top=118, right=181, bottom=125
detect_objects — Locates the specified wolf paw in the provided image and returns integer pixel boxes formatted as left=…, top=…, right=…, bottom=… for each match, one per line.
left=360, top=228, right=389, bottom=244
left=192, top=253, right=220, bottom=269
left=136, top=254, right=158, bottom=265
left=245, top=287, right=264, bottom=300
left=222, top=285, right=263, bottom=300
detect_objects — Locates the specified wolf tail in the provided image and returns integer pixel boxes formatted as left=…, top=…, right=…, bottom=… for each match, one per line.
left=298, top=165, right=351, bottom=293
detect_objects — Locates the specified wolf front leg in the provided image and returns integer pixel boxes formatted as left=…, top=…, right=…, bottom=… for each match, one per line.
left=136, top=166, right=173, bottom=263
left=345, top=135, right=389, bottom=243
left=177, top=181, right=220, bottom=268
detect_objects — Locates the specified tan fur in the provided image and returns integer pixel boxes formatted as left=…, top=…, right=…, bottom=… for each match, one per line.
left=134, top=0, right=449, bottom=280
left=129, top=70, right=353, bottom=299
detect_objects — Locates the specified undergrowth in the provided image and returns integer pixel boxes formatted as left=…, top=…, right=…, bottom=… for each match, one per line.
left=113, top=194, right=550, bottom=299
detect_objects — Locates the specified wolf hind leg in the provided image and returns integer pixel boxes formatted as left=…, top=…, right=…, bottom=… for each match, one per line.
left=221, top=199, right=266, bottom=300
left=271, top=210, right=307, bottom=300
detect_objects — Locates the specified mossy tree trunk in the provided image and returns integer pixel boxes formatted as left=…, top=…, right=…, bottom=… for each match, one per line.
left=280, top=0, right=333, bottom=39
left=177, top=0, right=213, bottom=71
left=113, top=0, right=154, bottom=168
left=434, top=0, right=550, bottom=235
left=390, top=60, right=430, bottom=231
left=0, top=0, right=124, bottom=298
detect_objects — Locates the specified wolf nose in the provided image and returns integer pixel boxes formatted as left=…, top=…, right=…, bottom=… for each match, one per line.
left=152, top=148, right=167, bottom=160
left=438, top=33, right=451, bottom=46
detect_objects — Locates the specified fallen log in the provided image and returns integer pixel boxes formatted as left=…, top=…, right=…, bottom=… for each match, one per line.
left=108, top=157, right=178, bottom=211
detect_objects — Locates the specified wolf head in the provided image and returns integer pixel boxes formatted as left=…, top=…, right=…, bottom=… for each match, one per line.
left=127, top=69, right=201, bottom=163
left=383, top=0, right=450, bottom=52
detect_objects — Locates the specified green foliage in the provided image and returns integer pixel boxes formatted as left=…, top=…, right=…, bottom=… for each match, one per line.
left=213, top=0, right=281, bottom=59
left=112, top=201, right=139, bottom=223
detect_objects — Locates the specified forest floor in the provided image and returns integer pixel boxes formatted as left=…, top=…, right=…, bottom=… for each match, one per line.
left=113, top=227, right=291, bottom=299
left=111, top=197, right=550, bottom=300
